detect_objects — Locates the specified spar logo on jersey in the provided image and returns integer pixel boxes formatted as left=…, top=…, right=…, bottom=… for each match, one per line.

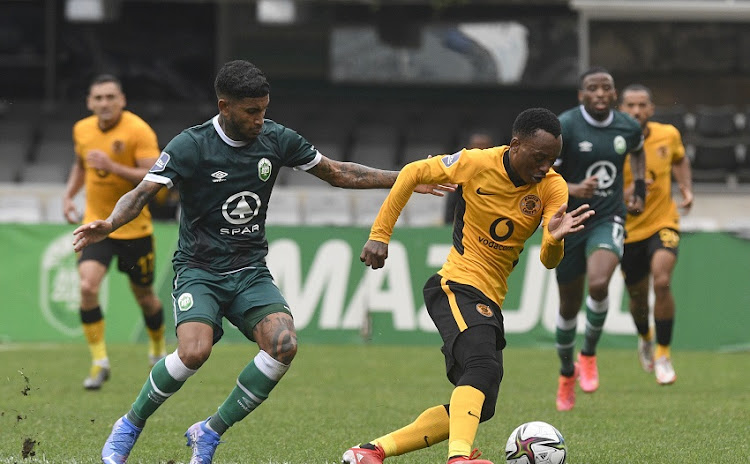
left=585, top=160, right=617, bottom=190
left=150, top=152, right=170, bottom=173
left=222, top=191, right=262, bottom=225
left=442, top=151, right=461, bottom=168
left=613, top=135, right=627, bottom=155
left=258, top=158, right=272, bottom=182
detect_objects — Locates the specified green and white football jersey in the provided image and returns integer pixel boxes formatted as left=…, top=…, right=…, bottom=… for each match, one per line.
left=556, top=105, right=643, bottom=228
left=145, top=117, right=319, bottom=272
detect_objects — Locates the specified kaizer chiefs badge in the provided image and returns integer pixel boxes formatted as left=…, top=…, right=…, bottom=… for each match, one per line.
left=112, top=140, right=125, bottom=154
left=520, top=194, right=541, bottom=216
left=476, top=303, right=493, bottom=317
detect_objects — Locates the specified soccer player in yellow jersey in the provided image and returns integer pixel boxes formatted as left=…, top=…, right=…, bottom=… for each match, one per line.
left=619, top=84, right=693, bottom=385
left=63, top=74, right=167, bottom=390
left=343, top=108, right=593, bottom=464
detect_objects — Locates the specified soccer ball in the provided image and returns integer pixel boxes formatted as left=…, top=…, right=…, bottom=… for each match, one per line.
left=505, top=421, right=566, bottom=464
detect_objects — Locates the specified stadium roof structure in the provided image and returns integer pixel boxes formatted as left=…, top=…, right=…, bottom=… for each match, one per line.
left=571, top=0, right=750, bottom=72
left=571, top=0, right=750, bottom=21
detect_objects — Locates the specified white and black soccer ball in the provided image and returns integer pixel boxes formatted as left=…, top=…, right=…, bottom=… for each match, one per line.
left=505, top=421, right=567, bottom=464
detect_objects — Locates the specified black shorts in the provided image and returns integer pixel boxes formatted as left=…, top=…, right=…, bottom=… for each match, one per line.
left=621, top=228, right=680, bottom=285
left=423, top=274, right=506, bottom=381
left=79, top=235, right=156, bottom=286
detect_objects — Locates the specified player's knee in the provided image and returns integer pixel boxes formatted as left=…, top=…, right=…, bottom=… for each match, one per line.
left=79, top=278, right=100, bottom=300
left=134, top=292, right=160, bottom=312
left=178, top=342, right=212, bottom=369
left=458, top=355, right=502, bottom=422
left=275, top=336, right=298, bottom=364
left=652, top=273, right=672, bottom=294
left=588, top=278, right=610, bottom=300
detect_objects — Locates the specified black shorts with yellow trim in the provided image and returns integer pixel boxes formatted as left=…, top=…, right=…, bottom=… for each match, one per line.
left=621, top=228, right=680, bottom=285
left=79, top=235, right=156, bottom=286
left=423, top=274, right=506, bottom=379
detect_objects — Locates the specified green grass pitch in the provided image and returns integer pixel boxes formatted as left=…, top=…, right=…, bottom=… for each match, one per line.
left=1, top=343, right=748, bottom=463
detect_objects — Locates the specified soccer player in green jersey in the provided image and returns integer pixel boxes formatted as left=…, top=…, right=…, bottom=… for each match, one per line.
left=73, top=60, right=451, bottom=464
left=552, top=67, right=646, bottom=411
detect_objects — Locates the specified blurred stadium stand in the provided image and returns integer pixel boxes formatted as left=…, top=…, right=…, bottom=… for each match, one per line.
left=1, top=0, right=750, bottom=228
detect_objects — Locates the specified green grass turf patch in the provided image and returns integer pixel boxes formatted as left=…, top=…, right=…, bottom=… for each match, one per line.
left=1, top=343, right=748, bottom=463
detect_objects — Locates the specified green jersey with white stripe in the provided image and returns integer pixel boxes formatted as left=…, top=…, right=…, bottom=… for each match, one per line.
left=556, top=105, right=643, bottom=228
left=145, top=116, right=319, bottom=272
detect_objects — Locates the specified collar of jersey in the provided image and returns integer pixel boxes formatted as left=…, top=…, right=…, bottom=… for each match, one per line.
left=578, top=105, right=613, bottom=128
left=502, top=148, right=527, bottom=188
left=213, top=115, right=252, bottom=147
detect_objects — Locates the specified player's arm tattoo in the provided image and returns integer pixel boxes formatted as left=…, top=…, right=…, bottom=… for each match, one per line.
left=108, top=180, right=162, bottom=230
left=308, top=157, right=398, bottom=189
left=254, top=313, right=297, bottom=364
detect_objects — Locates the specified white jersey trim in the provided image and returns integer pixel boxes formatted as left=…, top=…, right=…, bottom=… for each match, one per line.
left=144, top=173, right=173, bottom=189
left=212, top=115, right=251, bottom=147
left=579, top=105, right=614, bottom=127
left=294, top=149, right=323, bottom=171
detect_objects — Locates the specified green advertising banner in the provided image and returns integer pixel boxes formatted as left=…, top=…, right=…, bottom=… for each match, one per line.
left=2, top=223, right=749, bottom=351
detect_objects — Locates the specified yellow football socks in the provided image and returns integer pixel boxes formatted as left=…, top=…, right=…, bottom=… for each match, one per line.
left=82, top=319, right=108, bottom=363
left=147, top=324, right=166, bottom=358
left=447, top=385, right=485, bottom=459
left=372, top=405, right=450, bottom=456
left=655, top=344, right=671, bottom=359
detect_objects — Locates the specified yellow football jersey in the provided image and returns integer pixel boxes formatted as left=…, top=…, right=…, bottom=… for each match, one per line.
left=73, top=110, right=159, bottom=239
left=622, top=121, right=685, bottom=243
left=370, top=147, right=568, bottom=308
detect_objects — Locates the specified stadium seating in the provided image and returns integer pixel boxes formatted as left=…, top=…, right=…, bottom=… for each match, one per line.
left=686, top=104, right=743, bottom=185
left=652, top=105, right=690, bottom=134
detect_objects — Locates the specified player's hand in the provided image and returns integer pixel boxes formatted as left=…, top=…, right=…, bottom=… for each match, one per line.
left=413, top=183, right=456, bottom=196
left=63, top=197, right=80, bottom=224
left=627, top=194, right=644, bottom=215
left=571, top=175, right=598, bottom=198
left=360, top=239, right=389, bottom=269
left=73, top=220, right=113, bottom=252
left=679, top=185, right=694, bottom=213
left=86, top=150, right=113, bottom=172
left=548, top=203, right=594, bottom=241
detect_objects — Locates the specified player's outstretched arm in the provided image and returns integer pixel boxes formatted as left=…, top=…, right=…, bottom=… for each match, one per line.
left=360, top=239, right=389, bottom=270
left=547, top=203, right=594, bottom=241
left=307, top=156, right=454, bottom=196
left=626, top=147, right=646, bottom=215
left=73, top=180, right=162, bottom=252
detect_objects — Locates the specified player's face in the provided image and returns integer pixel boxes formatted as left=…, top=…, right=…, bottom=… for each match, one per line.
left=87, top=82, right=126, bottom=129
left=578, top=72, right=617, bottom=121
left=219, top=94, right=269, bottom=141
left=619, top=90, right=654, bottom=128
left=510, top=129, right=562, bottom=184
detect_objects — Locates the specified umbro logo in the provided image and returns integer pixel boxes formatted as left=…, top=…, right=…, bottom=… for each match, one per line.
left=579, top=141, right=593, bottom=152
left=212, top=171, right=228, bottom=182
left=476, top=187, right=497, bottom=196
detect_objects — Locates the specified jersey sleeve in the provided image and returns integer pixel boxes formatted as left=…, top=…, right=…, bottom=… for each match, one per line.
left=554, top=114, right=573, bottom=175
left=143, top=132, right=199, bottom=189
left=276, top=125, right=320, bottom=169
left=369, top=149, right=486, bottom=243
left=625, top=117, right=645, bottom=152
left=539, top=173, right=568, bottom=269
left=133, top=122, right=160, bottom=161
left=669, top=125, right=686, bottom=163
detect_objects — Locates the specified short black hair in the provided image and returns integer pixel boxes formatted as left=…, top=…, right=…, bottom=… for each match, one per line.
left=620, top=83, right=653, bottom=102
left=214, top=60, right=270, bottom=100
left=579, top=66, right=612, bottom=89
left=90, top=74, right=122, bottom=91
left=512, top=108, right=561, bottom=139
